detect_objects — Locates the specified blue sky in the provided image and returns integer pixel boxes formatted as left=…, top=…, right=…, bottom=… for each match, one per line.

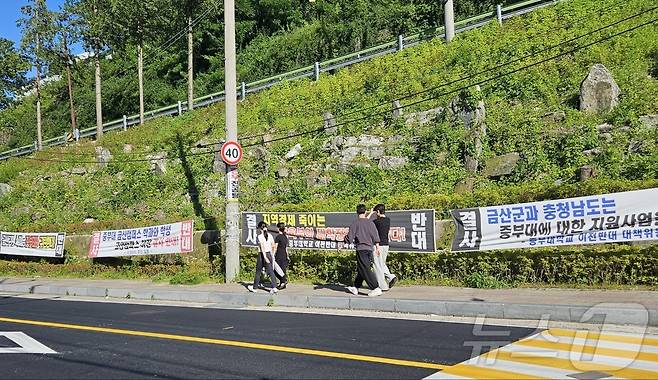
left=1, top=0, right=72, bottom=49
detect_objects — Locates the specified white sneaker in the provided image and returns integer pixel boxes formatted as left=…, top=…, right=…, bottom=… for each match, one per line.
left=346, top=286, right=358, bottom=295
left=247, top=285, right=256, bottom=293
left=368, top=288, right=382, bottom=297
left=270, top=287, right=278, bottom=294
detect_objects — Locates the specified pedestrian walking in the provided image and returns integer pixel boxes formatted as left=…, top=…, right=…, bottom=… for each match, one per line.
left=248, top=221, right=278, bottom=294
left=273, top=222, right=290, bottom=289
left=368, top=204, right=397, bottom=290
left=345, top=204, right=383, bottom=297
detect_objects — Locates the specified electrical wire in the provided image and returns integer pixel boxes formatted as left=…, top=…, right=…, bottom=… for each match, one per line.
left=43, top=0, right=627, bottom=154
left=19, top=15, right=658, bottom=165
left=240, top=15, right=658, bottom=149
left=234, top=0, right=654, bottom=145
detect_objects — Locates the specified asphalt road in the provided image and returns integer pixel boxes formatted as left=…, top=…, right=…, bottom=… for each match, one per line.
left=0, top=296, right=535, bottom=379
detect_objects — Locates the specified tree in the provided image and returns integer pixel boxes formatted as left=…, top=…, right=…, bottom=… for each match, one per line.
left=51, top=9, right=79, bottom=134
left=0, top=39, right=29, bottom=110
left=66, top=0, right=113, bottom=140
left=111, top=0, right=170, bottom=125
left=18, top=0, right=55, bottom=150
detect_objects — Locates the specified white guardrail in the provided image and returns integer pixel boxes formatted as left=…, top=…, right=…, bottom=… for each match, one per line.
left=0, top=0, right=557, bottom=161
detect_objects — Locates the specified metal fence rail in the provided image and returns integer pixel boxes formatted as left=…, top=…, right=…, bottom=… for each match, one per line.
left=0, top=0, right=557, bottom=162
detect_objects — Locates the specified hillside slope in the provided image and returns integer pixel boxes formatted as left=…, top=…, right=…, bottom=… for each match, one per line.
left=1, top=0, right=656, bottom=232
left=0, top=0, right=657, bottom=287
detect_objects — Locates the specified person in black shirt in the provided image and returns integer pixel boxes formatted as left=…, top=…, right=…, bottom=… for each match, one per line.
left=368, top=204, right=397, bottom=290
left=273, top=222, right=289, bottom=289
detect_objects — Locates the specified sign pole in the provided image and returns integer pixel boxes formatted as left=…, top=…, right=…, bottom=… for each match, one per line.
left=224, top=0, right=240, bottom=283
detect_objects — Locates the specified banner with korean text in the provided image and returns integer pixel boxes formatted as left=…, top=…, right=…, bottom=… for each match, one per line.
left=88, top=221, right=194, bottom=258
left=241, top=210, right=436, bottom=253
left=451, top=188, right=658, bottom=252
left=0, top=232, right=65, bottom=258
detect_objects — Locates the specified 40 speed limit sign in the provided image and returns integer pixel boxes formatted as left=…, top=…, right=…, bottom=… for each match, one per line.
left=220, top=141, right=243, bottom=165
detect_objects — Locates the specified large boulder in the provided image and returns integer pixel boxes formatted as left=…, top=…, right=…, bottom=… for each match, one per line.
left=405, top=107, right=444, bottom=125
left=70, top=167, right=87, bottom=176
left=95, top=147, right=113, bottom=167
left=146, top=153, right=167, bottom=175
left=0, top=183, right=12, bottom=197
left=285, top=144, right=302, bottom=160
left=639, top=115, right=658, bottom=130
left=483, top=152, right=521, bottom=178
left=454, top=177, right=476, bottom=194
left=579, top=64, right=620, bottom=114
left=378, top=156, right=408, bottom=170
left=323, top=112, right=337, bottom=135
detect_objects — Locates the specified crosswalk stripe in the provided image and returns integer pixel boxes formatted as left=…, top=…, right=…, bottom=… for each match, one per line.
left=502, top=344, right=658, bottom=373
left=434, top=363, right=549, bottom=379
left=556, top=335, right=658, bottom=354
left=548, top=328, right=658, bottom=347
left=515, top=336, right=658, bottom=362
left=426, top=329, right=658, bottom=380
left=485, top=348, right=658, bottom=379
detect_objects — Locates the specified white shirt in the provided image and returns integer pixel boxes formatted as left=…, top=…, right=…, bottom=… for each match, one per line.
left=257, top=233, right=274, bottom=254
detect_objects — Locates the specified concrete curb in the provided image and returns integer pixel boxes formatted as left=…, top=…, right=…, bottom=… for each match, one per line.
left=2, top=283, right=656, bottom=326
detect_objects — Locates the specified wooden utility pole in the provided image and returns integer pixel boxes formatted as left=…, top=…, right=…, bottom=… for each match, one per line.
left=187, top=15, right=194, bottom=111
left=35, top=34, right=43, bottom=151
left=63, top=33, right=77, bottom=133
left=138, top=43, right=145, bottom=125
left=93, top=3, right=103, bottom=140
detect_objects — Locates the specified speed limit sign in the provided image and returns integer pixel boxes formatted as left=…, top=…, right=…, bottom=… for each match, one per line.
left=220, top=141, right=243, bottom=165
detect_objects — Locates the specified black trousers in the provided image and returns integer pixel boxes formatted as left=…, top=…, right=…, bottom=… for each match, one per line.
left=354, top=249, right=379, bottom=290
left=275, top=254, right=289, bottom=283
left=254, top=252, right=277, bottom=289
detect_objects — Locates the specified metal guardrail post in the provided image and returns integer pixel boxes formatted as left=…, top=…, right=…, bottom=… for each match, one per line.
left=177, top=101, right=183, bottom=116
left=240, top=82, right=246, bottom=101
left=497, top=4, right=503, bottom=25
left=314, top=62, right=320, bottom=81
left=33, top=141, right=37, bottom=151
left=123, top=115, right=128, bottom=131
left=397, top=35, right=404, bottom=51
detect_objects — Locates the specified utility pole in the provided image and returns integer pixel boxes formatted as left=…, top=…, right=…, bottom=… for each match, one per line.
left=138, top=43, right=144, bottom=125
left=444, top=0, right=455, bottom=43
left=35, top=32, right=43, bottom=151
left=224, top=0, right=240, bottom=282
left=187, top=15, right=194, bottom=111
left=63, top=33, right=77, bottom=134
left=35, top=6, right=43, bottom=151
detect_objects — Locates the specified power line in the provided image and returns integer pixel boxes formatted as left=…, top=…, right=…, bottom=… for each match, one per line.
left=29, top=12, right=658, bottom=162
left=240, top=16, right=658, bottom=149
left=235, top=0, right=653, bottom=145
left=26, top=5, right=657, bottom=162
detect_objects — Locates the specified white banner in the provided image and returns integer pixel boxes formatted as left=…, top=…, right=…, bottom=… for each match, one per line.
left=451, top=188, right=658, bottom=252
left=88, top=221, right=194, bottom=258
left=0, top=232, right=65, bottom=258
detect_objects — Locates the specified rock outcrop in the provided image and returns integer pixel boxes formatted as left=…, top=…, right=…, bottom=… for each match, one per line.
left=580, top=64, right=620, bottom=114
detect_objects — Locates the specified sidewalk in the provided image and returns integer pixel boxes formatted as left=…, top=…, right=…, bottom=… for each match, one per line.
left=1, top=277, right=656, bottom=326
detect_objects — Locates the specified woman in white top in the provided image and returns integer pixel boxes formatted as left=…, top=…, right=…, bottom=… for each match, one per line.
left=248, top=221, right=278, bottom=293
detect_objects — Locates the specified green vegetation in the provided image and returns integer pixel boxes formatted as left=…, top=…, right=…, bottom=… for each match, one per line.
left=0, top=0, right=657, bottom=288
left=1, top=0, right=510, bottom=149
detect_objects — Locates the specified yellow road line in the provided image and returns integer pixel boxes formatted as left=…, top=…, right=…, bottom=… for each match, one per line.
left=438, top=363, right=548, bottom=379
left=0, top=316, right=446, bottom=370
left=484, top=349, right=658, bottom=379
left=548, top=328, right=658, bottom=347
left=516, top=337, right=658, bottom=362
